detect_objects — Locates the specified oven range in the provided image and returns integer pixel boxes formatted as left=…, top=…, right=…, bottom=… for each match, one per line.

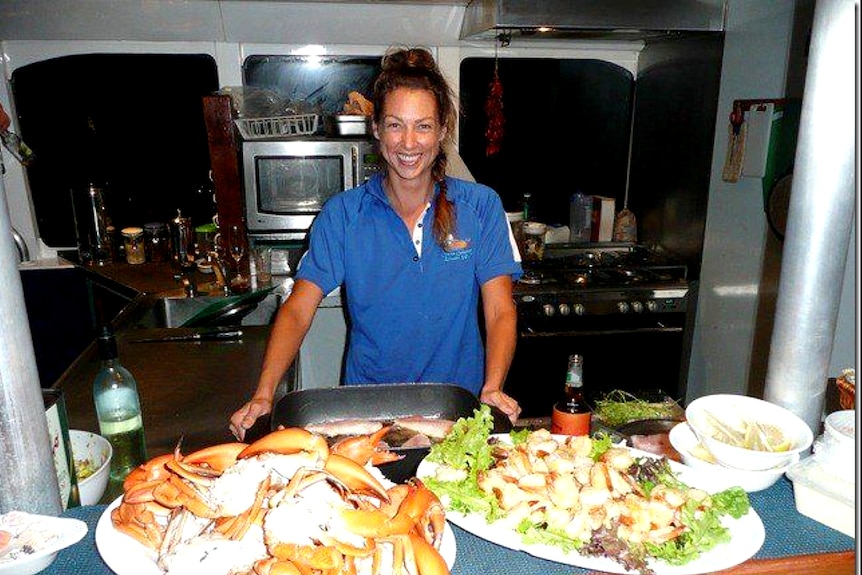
left=503, top=244, right=692, bottom=418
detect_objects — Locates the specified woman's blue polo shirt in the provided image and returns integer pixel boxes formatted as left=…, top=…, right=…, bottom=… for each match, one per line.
left=295, top=174, right=522, bottom=395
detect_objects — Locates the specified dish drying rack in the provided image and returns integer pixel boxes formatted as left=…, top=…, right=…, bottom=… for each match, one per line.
left=235, top=114, right=319, bottom=139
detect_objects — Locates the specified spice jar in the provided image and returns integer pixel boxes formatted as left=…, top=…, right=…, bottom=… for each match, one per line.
left=121, top=227, right=146, bottom=264
left=143, top=222, right=170, bottom=263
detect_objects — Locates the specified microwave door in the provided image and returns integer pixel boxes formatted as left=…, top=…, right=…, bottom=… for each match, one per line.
left=243, top=139, right=359, bottom=235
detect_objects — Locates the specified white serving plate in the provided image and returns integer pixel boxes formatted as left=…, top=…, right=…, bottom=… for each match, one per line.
left=96, top=495, right=457, bottom=575
left=0, top=512, right=87, bottom=575
left=417, top=434, right=765, bottom=575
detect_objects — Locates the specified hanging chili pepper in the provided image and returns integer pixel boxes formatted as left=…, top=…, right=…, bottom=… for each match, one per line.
left=485, top=64, right=504, bottom=157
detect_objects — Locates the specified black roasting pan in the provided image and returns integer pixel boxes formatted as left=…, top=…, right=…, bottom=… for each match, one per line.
left=270, top=383, right=511, bottom=483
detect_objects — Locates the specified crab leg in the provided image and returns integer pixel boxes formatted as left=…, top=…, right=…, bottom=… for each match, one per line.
left=269, top=542, right=343, bottom=572
left=215, top=475, right=271, bottom=540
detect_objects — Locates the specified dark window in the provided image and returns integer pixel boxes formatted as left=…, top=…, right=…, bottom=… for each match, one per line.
left=242, top=55, right=381, bottom=117
left=459, top=58, right=634, bottom=225
left=11, top=53, right=219, bottom=247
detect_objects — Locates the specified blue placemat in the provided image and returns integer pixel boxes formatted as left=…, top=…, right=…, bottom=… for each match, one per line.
left=748, top=476, right=854, bottom=557
left=48, top=477, right=855, bottom=575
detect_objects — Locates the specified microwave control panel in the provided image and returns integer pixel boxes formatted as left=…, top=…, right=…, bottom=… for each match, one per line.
left=358, top=142, right=382, bottom=183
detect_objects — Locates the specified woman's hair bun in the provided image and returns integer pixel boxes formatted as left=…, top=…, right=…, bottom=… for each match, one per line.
left=381, top=46, right=437, bottom=73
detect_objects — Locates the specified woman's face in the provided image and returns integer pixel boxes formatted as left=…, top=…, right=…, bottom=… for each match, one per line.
left=373, top=87, right=446, bottom=185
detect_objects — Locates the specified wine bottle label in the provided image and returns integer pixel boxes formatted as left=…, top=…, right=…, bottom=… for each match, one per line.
left=551, top=408, right=591, bottom=436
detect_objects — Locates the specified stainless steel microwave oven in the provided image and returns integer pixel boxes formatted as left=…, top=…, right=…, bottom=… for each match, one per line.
left=242, top=137, right=380, bottom=240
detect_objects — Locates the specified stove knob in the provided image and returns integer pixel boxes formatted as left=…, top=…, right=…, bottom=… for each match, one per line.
left=617, top=301, right=630, bottom=314
left=631, top=301, right=644, bottom=313
left=558, top=303, right=571, bottom=316
left=646, top=300, right=659, bottom=313
left=542, top=304, right=556, bottom=317
left=573, top=303, right=586, bottom=316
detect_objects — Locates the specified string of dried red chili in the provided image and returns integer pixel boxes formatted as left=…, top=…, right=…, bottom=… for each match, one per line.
left=485, top=63, right=504, bottom=157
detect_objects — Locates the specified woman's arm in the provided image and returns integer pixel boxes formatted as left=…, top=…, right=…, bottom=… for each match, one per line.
left=478, top=274, right=521, bottom=422
left=229, top=279, right=324, bottom=439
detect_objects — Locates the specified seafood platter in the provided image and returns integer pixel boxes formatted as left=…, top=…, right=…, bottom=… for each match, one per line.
left=418, top=406, right=764, bottom=575
left=96, top=426, right=456, bottom=575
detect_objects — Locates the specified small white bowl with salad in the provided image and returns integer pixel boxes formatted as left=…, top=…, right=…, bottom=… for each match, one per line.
left=70, top=430, right=112, bottom=506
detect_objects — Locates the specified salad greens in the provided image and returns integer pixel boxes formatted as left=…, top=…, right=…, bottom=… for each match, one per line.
left=426, top=404, right=495, bottom=478
left=422, top=406, right=753, bottom=575
left=424, top=405, right=502, bottom=519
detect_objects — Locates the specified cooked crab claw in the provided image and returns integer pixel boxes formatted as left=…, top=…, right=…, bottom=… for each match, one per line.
left=123, top=453, right=174, bottom=492
left=331, top=425, right=404, bottom=466
left=184, top=442, right=248, bottom=471
left=324, top=453, right=390, bottom=501
left=239, top=428, right=330, bottom=460
left=408, top=532, right=449, bottom=575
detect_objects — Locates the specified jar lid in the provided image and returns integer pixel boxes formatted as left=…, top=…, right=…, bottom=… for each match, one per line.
left=195, top=222, right=218, bottom=233
left=121, top=226, right=144, bottom=236
left=143, top=222, right=167, bottom=231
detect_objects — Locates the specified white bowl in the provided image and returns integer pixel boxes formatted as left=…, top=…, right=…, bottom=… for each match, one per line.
left=668, top=422, right=797, bottom=492
left=812, top=409, right=855, bottom=482
left=70, top=430, right=112, bottom=506
left=685, top=394, right=813, bottom=471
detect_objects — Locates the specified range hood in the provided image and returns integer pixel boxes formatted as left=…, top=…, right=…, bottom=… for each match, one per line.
left=460, top=0, right=727, bottom=42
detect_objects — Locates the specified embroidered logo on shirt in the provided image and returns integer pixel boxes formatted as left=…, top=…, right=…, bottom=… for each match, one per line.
left=443, top=234, right=472, bottom=261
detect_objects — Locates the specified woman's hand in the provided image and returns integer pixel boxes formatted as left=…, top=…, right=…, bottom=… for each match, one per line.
left=229, top=397, right=272, bottom=441
left=480, top=388, right=522, bottom=424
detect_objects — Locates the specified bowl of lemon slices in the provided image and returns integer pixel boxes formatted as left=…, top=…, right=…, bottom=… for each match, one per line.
left=669, top=421, right=799, bottom=491
left=685, top=394, right=813, bottom=472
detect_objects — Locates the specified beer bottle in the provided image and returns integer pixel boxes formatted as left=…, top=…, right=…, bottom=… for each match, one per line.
left=551, top=354, right=591, bottom=436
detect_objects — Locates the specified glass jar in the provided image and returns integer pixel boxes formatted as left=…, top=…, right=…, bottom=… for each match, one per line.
left=121, top=227, right=146, bottom=264
left=143, top=222, right=170, bottom=263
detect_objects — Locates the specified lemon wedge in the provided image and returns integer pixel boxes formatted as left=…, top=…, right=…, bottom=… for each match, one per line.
left=756, top=422, right=789, bottom=452
left=691, top=442, right=717, bottom=463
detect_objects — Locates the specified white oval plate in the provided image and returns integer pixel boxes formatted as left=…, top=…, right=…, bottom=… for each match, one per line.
left=0, top=511, right=87, bottom=575
left=417, top=435, right=765, bottom=575
left=96, top=496, right=457, bottom=575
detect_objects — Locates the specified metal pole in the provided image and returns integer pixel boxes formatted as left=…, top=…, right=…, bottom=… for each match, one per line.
left=0, top=169, right=62, bottom=515
left=764, top=0, right=856, bottom=433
